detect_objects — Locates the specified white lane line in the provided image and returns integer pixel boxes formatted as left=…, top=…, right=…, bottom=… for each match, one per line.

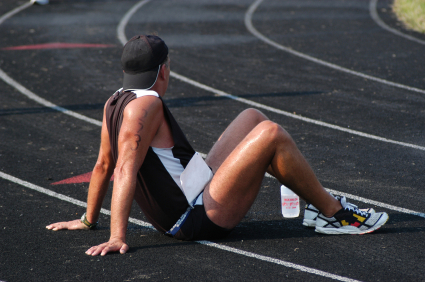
left=0, top=69, right=102, bottom=127
left=170, top=72, right=425, bottom=151
left=0, top=171, right=154, bottom=228
left=326, top=188, right=425, bottom=218
left=198, top=241, right=361, bottom=282
left=3, top=168, right=425, bottom=280
left=116, top=0, right=151, bottom=45
left=0, top=0, right=33, bottom=25
left=116, top=0, right=424, bottom=152
left=0, top=170, right=360, bottom=282
left=245, top=0, right=425, bottom=96
left=370, top=0, right=425, bottom=45
left=261, top=173, right=425, bottom=219
left=0, top=2, right=102, bottom=127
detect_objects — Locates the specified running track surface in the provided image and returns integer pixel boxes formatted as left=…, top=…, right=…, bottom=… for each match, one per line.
left=0, top=0, right=424, bottom=281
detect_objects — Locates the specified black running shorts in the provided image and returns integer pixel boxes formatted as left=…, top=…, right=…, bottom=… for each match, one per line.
left=173, top=205, right=233, bottom=241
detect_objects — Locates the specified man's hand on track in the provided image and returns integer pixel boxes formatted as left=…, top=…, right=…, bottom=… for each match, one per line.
left=85, top=238, right=129, bottom=256
left=46, top=219, right=89, bottom=231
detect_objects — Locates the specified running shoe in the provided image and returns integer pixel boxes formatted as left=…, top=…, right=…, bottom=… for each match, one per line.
left=302, top=195, right=374, bottom=227
left=315, top=196, right=388, bottom=235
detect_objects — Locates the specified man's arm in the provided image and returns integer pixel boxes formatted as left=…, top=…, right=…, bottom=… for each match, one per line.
left=46, top=102, right=115, bottom=231
left=85, top=96, right=163, bottom=256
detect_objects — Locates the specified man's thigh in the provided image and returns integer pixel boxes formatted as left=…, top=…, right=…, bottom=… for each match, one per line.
left=205, top=108, right=268, bottom=172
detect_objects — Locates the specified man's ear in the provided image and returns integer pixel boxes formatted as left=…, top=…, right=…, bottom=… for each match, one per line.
left=158, top=64, right=166, bottom=80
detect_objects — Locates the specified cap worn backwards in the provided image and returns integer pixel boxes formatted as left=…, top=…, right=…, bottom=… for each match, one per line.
left=121, top=35, right=168, bottom=90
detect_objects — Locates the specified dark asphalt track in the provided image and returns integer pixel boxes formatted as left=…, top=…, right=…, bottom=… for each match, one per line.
left=1, top=0, right=424, bottom=281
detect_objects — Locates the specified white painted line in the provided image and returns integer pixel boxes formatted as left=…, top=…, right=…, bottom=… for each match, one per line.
left=245, top=0, right=425, bottom=96
left=261, top=173, right=425, bottom=219
left=116, top=0, right=151, bottom=45
left=0, top=69, right=102, bottom=127
left=170, top=72, right=425, bottom=151
left=198, top=241, right=362, bottom=282
left=0, top=170, right=360, bottom=282
left=0, top=171, right=152, bottom=227
left=326, top=188, right=425, bottom=218
left=0, top=2, right=102, bottom=127
left=3, top=168, right=423, bottom=280
left=370, top=0, right=425, bottom=45
left=0, top=0, right=33, bottom=25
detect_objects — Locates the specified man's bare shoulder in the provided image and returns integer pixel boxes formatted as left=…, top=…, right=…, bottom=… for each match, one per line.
left=124, top=94, right=163, bottom=120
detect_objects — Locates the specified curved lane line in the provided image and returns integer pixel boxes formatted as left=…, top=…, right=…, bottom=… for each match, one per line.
left=170, top=72, right=425, bottom=151
left=116, top=0, right=151, bottom=45
left=0, top=0, right=33, bottom=25
left=0, top=68, right=102, bottom=126
left=245, top=0, right=425, bottom=96
left=116, top=1, right=424, bottom=152
left=370, top=0, right=425, bottom=45
left=0, top=2, right=102, bottom=127
left=0, top=1, right=423, bottom=209
left=1, top=1, right=423, bottom=153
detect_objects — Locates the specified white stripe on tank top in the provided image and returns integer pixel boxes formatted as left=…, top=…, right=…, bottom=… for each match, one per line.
left=131, top=89, right=203, bottom=206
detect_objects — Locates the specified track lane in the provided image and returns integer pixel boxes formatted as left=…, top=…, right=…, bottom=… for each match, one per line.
left=1, top=0, right=424, bottom=281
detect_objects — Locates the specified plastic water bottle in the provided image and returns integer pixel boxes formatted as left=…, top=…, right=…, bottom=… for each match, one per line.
left=280, top=185, right=300, bottom=218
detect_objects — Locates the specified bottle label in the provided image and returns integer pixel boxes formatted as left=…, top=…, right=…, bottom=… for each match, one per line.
left=282, top=197, right=299, bottom=209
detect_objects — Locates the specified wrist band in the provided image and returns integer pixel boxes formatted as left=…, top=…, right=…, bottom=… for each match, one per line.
left=80, top=212, right=98, bottom=229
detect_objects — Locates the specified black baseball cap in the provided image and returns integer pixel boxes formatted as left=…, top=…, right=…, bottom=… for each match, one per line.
left=121, top=35, right=168, bottom=90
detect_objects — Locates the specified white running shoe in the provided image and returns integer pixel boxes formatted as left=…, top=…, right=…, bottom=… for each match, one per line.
left=315, top=196, right=388, bottom=235
left=303, top=195, right=374, bottom=227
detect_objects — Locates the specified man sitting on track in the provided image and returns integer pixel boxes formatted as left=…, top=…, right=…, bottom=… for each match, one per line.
left=46, top=34, right=389, bottom=256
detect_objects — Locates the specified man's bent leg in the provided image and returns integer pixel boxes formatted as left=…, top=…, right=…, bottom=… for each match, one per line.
left=204, top=119, right=341, bottom=229
left=205, top=108, right=269, bottom=173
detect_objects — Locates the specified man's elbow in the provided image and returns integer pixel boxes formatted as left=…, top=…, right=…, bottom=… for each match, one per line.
left=93, top=160, right=114, bottom=176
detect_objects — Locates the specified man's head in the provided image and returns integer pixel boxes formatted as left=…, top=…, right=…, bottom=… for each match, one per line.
left=121, top=35, right=169, bottom=90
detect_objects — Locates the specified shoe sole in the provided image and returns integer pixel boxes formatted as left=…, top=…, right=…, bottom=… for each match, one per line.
left=302, top=219, right=316, bottom=227
left=315, top=213, right=389, bottom=235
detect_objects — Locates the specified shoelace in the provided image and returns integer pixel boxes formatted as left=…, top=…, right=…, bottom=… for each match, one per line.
left=335, top=195, right=358, bottom=209
left=340, top=196, right=368, bottom=217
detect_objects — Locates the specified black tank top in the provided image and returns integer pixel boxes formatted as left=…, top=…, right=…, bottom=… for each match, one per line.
left=105, top=89, right=195, bottom=233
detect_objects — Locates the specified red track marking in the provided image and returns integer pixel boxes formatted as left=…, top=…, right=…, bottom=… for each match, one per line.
left=51, top=172, right=114, bottom=185
left=1, top=42, right=116, bottom=50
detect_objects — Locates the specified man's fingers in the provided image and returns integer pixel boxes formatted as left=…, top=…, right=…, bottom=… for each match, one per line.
left=46, top=219, right=88, bottom=231
left=86, top=241, right=128, bottom=256
left=85, top=246, right=101, bottom=256
left=46, top=223, right=63, bottom=231
left=120, top=244, right=129, bottom=254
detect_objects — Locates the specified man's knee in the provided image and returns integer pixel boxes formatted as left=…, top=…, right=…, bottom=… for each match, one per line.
left=258, top=120, right=293, bottom=144
left=239, top=108, right=268, bottom=124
